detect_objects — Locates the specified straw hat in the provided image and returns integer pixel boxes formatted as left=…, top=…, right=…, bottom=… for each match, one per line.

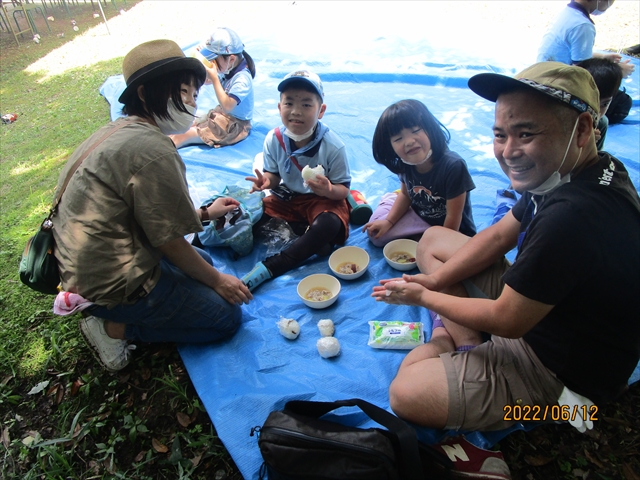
left=119, top=39, right=206, bottom=103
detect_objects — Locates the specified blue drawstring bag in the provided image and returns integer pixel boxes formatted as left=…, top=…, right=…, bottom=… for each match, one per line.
left=198, top=186, right=265, bottom=257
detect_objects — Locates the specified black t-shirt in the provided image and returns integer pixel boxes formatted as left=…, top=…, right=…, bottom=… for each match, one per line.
left=505, top=153, right=640, bottom=404
left=399, top=148, right=477, bottom=237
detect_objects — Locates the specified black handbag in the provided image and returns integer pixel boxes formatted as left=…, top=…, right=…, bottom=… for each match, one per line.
left=252, top=398, right=453, bottom=480
left=18, top=118, right=135, bottom=295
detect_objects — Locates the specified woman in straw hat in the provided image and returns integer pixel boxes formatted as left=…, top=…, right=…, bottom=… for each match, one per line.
left=51, top=39, right=253, bottom=372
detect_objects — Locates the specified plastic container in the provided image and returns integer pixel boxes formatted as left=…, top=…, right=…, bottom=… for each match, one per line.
left=346, top=190, right=373, bottom=225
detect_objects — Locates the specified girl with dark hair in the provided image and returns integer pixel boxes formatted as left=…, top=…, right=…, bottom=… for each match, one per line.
left=363, top=99, right=476, bottom=247
left=171, top=27, right=256, bottom=148
left=52, top=40, right=252, bottom=372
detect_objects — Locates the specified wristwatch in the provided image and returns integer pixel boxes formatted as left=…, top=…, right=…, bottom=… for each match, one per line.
left=200, top=203, right=212, bottom=223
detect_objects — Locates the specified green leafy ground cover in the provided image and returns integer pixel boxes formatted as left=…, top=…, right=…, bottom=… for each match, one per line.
left=1, top=3, right=638, bottom=479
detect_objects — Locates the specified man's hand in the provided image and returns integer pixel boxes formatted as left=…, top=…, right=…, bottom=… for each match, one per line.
left=372, top=277, right=428, bottom=306
left=214, top=272, right=252, bottom=305
left=245, top=169, right=271, bottom=193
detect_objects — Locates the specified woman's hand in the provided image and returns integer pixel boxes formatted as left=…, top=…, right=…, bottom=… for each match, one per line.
left=214, top=272, right=253, bottom=305
left=245, top=169, right=271, bottom=193
left=207, top=197, right=240, bottom=220
left=362, top=218, right=394, bottom=238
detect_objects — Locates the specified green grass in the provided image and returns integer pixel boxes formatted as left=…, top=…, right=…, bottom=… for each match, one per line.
left=0, top=45, right=118, bottom=379
left=0, top=6, right=242, bottom=478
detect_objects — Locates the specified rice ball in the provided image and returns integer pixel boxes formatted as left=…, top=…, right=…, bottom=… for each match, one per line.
left=301, top=165, right=325, bottom=182
left=277, top=317, right=300, bottom=340
left=317, top=319, right=335, bottom=337
left=317, top=337, right=340, bottom=358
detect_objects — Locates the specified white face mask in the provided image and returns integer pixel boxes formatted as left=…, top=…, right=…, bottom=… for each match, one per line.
left=284, top=127, right=315, bottom=142
left=529, top=118, right=582, bottom=196
left=153, top=100, right=196, bottom=135
left=400, top=149, right=432, bottom=166
left=591, top=0, right=609, bottom=15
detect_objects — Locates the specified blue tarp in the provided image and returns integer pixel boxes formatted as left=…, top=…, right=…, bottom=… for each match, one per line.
left=100, top=21, right=640, bottom=479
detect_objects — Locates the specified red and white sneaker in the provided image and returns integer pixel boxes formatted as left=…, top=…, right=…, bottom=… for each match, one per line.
left=430, top=435, right=512, bottom=480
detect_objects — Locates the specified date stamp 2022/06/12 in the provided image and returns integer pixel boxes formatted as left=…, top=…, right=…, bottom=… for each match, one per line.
left=503, top=404, right=598, bottom=422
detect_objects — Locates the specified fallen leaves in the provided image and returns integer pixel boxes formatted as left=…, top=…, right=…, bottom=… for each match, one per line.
left=176, top=412, right=192, bottom=428
left=524, top=454, right=553, bottom=467
left=152, top=438, right=168, bottom=453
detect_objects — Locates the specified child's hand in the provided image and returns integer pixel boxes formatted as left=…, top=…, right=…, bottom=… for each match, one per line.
left=245, top=169, right=271, bottom=193
left=619, top=59, right=635, bottom=78
left=594, top=128, right=602, bottom=143
left=208, top=197, right=240, bottom=220
left=306, top=175, right=332, bottom=197
left=362, top=218, right=394, bottom=238
left=203, top=63, right=220, bottom=85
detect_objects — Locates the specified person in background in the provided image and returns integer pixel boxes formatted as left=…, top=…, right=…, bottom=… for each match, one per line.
left=536, top=0, right=634, bottom=78
left=170, top=27, right=255, bottom=148
left=362, top=99, right=476, bottom=247
left=577, top=57, right=623, bottom=150
left=52, top=40, right=252, bottom=372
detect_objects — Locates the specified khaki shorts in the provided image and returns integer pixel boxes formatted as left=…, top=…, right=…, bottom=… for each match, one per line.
left=442, top=336, right=565, bottom=431
left=441, top=258, right=565, bottom=431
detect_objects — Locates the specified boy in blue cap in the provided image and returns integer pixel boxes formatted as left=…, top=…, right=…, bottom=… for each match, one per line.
left=243, top=70, right=352, bottom=291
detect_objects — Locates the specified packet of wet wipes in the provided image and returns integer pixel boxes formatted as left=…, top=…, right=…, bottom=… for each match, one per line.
left=367, top=321, right=425, bottom=350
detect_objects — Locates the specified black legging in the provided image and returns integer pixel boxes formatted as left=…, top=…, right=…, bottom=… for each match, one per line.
left=262, top=212, right=344, bottom=277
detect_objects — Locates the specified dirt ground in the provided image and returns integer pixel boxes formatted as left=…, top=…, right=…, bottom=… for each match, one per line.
left=3, top=1, right=639, bottom=77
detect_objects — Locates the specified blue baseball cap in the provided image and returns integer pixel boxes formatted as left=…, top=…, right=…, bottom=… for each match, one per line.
left=199, top=27, right=244, bottom=60
left=278, top=70, right=324, bottom=99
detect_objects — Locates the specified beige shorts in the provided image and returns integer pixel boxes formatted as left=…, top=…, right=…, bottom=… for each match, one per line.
left=196, top=106, right=251, bottom=148
left=441, top=258, right=565, bottom=431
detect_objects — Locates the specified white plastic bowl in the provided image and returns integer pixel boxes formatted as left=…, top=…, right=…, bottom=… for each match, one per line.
left=328, top=246, right=369, bottom=280
left=383, top=239, right=418, bottom=271
left=297, top=274, right=341, bottom=309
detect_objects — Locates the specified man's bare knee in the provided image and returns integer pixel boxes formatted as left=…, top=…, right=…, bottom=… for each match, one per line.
left=417, top=226, right=468, bottom=274
left=389, top=360, right=449, bottom=428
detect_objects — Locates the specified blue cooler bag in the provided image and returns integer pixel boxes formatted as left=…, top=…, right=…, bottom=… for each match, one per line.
left=198, top=186, right=264, bottom=257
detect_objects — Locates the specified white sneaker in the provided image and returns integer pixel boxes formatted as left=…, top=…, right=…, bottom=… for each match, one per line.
left=79, top=316, right=136, bottom=372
